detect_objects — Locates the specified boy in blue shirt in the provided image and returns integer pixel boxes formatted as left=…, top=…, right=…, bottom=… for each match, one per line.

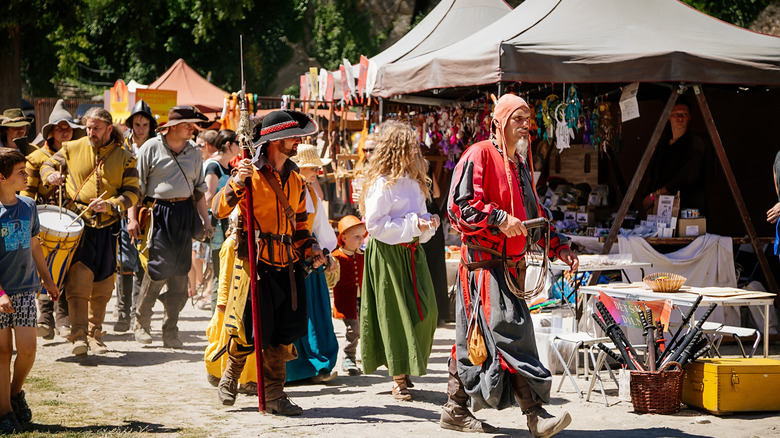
left=0, top=147, right=59, bottom=433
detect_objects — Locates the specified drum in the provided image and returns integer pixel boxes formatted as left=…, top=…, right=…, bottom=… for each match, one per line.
left=37, top=205, right=84, bottom=294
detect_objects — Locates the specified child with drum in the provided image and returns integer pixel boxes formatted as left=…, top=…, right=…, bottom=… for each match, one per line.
left=0, top=147, right=60, bottom=433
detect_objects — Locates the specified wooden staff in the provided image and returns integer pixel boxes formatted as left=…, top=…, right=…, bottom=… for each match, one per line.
left=58, top=162, right=63, bottom=219
left=237, top=35, right=265, bottom=412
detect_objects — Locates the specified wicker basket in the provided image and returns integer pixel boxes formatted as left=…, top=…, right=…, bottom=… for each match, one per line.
left=643, top=272, right=687, bottom=293
left=629, top=362, right=684, bottom=414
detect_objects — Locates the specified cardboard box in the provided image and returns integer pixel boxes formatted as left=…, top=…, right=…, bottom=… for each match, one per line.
left=682, top=358, right=780, bottom=414
left=576, top=211, right=594, bottom=225
left=677, top=217, right=706, bottom=237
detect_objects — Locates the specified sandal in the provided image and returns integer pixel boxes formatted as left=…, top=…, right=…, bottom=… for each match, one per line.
left=392, top=375, right=412, bottom=401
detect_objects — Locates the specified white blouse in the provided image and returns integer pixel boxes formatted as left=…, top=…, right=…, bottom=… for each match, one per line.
left=364, top=175, right=435, bottom=245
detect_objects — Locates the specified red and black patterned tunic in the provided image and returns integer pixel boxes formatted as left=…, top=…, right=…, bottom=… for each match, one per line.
left=447, top=139, right=571, bottom=410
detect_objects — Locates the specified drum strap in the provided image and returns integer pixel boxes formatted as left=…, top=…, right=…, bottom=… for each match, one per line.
left=67, top=142, right=120, bottom=209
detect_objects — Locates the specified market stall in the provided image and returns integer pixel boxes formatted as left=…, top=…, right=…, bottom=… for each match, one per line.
left=373, top=0, right=780, bottom=295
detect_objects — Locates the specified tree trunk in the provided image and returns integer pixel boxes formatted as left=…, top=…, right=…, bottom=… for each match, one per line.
left=0, top=27, right=23, bottom=109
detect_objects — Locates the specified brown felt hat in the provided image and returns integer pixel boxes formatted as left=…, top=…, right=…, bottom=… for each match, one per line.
left=155, top=105, right=208, bottom=132
left=1, top=108, right=33, bottom=127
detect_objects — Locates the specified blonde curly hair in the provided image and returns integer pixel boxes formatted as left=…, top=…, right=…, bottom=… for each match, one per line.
left=358, top=120, right=430, bottom=215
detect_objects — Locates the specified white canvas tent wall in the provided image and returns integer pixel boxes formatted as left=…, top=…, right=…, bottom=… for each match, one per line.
left=376, top=0, right=780, bottom=98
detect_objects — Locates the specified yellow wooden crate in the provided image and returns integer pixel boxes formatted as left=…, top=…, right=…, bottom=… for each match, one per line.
left=682, top=358, right=780, bottom=414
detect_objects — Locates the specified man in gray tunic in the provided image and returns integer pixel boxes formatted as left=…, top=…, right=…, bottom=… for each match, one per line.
left=127, top=106, right=213, bottom=348
left=443, top=94, right=578, bottom=437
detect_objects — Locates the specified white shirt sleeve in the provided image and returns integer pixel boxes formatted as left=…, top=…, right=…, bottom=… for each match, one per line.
left=364, top=177, right=422, bottom=245
left=312, top=194, right=338, bottom=252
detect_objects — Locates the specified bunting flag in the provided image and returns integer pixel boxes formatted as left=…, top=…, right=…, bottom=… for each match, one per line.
left=318, top=68, right=328, bottom=102
left=358, top=55, right=369, bottom=104
left=365, top=58, right=378, bottom=99
left=308, top=67, right=319, bottom=101
left=342, top=58, right=357, bottom=101
left=339, top=65, right=351, bottom=105
left=325, top=71, right=335, bottom=103
left=598, top=291, right=672, bottom=330
left=300, top=75, right=308, bottom=102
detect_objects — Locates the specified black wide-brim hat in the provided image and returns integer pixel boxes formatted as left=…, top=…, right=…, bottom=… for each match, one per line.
left=253, top=110, right=318, bottom=148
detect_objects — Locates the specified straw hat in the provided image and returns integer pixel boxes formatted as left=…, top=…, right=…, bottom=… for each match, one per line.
left=41, top=99, right=85, bottom=139
left=292, top=143, right=331, bottom=168
left=337, top=215, right=367, bottom=246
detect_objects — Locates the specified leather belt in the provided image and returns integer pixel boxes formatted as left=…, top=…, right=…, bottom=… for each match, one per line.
left=255, top=231, right=298, bottom=311
left=461, top=242, right=525, bottom=271
left=157, top=196, right=191, bottom=203
left=461, top=258, right=524, bottom=271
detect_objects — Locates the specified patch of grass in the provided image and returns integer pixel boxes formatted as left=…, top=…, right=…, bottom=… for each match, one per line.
left=177, top=427, right=209, bottom=438
left=40, top=399, right=66, bottom=406
left=25, top=376, right=64, bottom=393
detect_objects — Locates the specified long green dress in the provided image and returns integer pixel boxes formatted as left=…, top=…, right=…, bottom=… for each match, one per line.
left=359, top=175, right=439, bottom=376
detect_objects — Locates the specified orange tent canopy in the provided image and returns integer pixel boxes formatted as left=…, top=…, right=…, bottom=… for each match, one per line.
left=148, top=58, right=227, bottom=116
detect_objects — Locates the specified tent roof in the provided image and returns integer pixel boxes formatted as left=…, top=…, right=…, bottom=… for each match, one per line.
left=371, top=0, right=511, bottom=66
left=376, top=0, right=780, bottom=97
left=149, top=58, right=227, bottom=114
left=331, top=0, right=511, bottom=98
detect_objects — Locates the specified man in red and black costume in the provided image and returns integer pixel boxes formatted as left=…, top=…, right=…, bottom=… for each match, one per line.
left=442, top=94, right=578, bottom=437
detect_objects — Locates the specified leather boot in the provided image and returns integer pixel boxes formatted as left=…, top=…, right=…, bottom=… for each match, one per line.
left=439, top=359, right=498, bottom=433
left=510, top=373, right=571, bottom=438
left=66, top=297, right=89, bottom=356
left=264, top=344, right=302, bottom=416
left=218, top=354, right=247, bottom=406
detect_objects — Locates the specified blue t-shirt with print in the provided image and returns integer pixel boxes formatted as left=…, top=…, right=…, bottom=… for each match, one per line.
left=0, top=196, right=40, bottom=295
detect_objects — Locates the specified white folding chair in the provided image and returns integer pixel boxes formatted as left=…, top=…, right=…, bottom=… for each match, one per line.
left=711, top=325, right=761, bottom=358
left=585, top=343, right=648, bottom=406
left=551, top=332, right=610, bottom=398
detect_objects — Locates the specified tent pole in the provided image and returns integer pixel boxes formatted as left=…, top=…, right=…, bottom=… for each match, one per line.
left=379, top=97, right=384, bottom=123
left=693, top=85, right=778, bottom=295
left=589, top=87, right=682, bottom=288
left=497, top=81, right=503, bottom=97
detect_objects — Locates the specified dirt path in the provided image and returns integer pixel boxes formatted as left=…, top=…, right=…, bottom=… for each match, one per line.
left=22, top=296, right=780, bottom=437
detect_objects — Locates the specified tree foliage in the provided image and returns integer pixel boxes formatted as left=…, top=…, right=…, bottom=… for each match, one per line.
left=681, top=0, right=771, bottom=28
left=6, top=0, right=773, bottom=99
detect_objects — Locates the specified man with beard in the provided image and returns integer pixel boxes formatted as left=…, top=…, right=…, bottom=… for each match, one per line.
left=210, top=110, right=325, bottom=415
left=442, top=94, right=578, bottom=437
left=127, top=106, right=213, bottom=349
left=40, top=107, right=139, bottom=356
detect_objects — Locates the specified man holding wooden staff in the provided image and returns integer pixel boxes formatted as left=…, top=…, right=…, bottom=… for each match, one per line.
left=211, top=109, right=324, bottom=415
left=41, top=107, right=139, bottom=356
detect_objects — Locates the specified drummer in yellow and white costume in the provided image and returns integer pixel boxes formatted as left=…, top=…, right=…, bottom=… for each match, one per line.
left=21, top=99, right=85, bottom=341
left=40, top=107, right=139, bottom=356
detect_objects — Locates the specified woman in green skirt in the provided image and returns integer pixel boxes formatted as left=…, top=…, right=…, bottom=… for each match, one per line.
left=358, top=120, right=440, bottom=401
